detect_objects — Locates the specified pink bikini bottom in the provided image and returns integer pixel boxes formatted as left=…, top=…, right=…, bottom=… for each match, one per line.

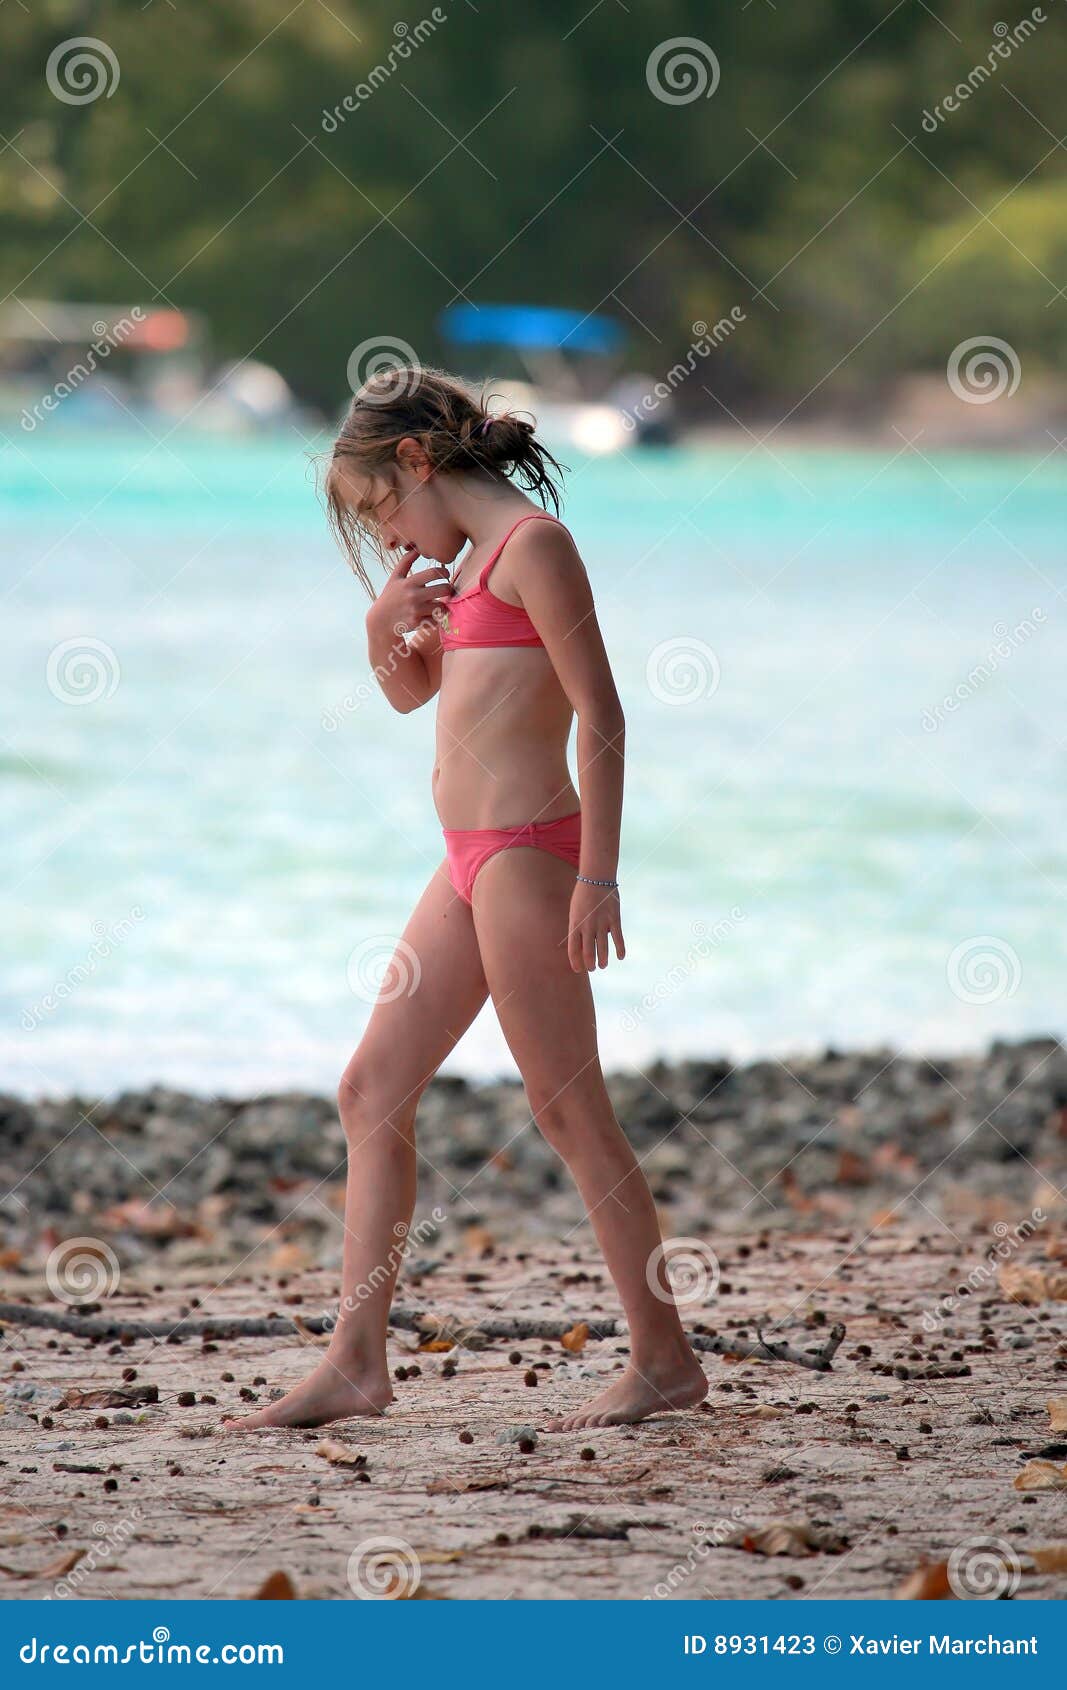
left=443, top=809, right=582, bottom=906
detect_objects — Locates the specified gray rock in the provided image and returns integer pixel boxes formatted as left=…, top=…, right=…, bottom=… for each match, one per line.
left=496, top=1425, right=538, bottom=1446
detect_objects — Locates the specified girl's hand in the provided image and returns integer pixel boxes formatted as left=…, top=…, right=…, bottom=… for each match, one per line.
left=568, top=880, right=625, bottom=972
left=369, top=543, right=453, bottom=635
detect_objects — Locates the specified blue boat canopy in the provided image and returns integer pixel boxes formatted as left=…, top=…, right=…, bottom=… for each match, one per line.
left=439, top=303, right=624, bottom=356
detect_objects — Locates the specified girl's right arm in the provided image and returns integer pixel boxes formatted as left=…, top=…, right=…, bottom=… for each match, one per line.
left=365, top=545, right=449, bottom=714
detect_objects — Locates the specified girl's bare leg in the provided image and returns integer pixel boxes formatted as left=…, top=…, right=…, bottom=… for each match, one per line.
left=223, top=862, right=489, bottom=1430
left=470, top=846, right=708, bottom=1431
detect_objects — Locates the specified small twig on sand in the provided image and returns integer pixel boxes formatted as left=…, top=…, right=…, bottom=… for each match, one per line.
left=740, top=1319, right=847, bottom=1372
left=892, top=1360, right=971, bottom=1380
left=0, top=1303, right=846, bottom=1372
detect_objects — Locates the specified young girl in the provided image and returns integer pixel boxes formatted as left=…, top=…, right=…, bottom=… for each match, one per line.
left=224, top=367, right=706, bottom=1433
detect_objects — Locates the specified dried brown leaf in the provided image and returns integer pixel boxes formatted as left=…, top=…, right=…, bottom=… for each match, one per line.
left=561, top=1322, right=589, bottom=1354
left=60, top=1384, right=158, bottom=1410
left=413, top=1315, right=487, bottom=1351
left=253, top=1570, right=297, bottom=1599
left=778, top=1170, right=815, bottom=1214
left=896, top=1560, right=954, bottom=1600
left=461, top=1226, right=495, bottom=1257
left=290, top=1317, right=329, bottom=1346
left=427, top=1474, right=506, bottom=1495
left=728, top=1517, right=844, bottom=1557
left=835, top=1149, right=870, bottom=1186
left=268, top=1243, right=311, bottom=1273
left=315, top=1440, right=367, bottom=1468
left=0, top=1548, right=87, bottom=1581
left=98, top=1199, right=200, bottom=1239
left=1000, top=1265, right=1067, bottom=1305
left=1014, top=1460, right=1067, bottom=1492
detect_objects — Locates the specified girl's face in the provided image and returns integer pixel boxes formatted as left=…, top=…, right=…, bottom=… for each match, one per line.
left=335, top=453, right=467, bottom=566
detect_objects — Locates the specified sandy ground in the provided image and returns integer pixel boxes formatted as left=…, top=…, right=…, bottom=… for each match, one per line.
left=2, top=1226, right=1066, bottom=1602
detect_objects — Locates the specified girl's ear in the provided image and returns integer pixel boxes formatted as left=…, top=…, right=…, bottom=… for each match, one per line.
left=395, top=435, right=431, bottom=478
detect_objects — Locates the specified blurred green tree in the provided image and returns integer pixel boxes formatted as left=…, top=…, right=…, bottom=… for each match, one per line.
left=0, top=0, right=1062, bottom=416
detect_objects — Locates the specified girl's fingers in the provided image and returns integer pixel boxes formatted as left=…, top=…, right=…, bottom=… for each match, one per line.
left=564, top=920, right=623, bottom=971
left=390, top=543, right=422, bottom=577
left=583, top=924, right=597, bottom=971
left=567, top=925, right=583, bottom=972
left=568, top=905, right=624, bottom=972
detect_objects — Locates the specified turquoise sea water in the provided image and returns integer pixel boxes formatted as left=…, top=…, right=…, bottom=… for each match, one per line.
left=2, top=430, right=1064, bottom=1096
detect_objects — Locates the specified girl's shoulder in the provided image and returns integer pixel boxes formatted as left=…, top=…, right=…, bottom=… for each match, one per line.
left=505, top=509, right=578, bottom=557
left=486, top=511, right=586, bottom=608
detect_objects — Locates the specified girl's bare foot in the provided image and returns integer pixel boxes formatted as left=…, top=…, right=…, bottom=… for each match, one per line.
left=545, top=1355, right=708, bottom=1432
left=220, top=1356, right=394, bottom=1432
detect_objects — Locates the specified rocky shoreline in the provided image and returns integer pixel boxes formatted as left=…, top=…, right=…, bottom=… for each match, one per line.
left=1, top=1038, right=1064, bottom=1273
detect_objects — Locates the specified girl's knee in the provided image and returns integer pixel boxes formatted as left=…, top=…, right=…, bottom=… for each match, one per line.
left=527, top=1079, right=610, bottom=1149
left=337, top=1056, right=423, bottom=1145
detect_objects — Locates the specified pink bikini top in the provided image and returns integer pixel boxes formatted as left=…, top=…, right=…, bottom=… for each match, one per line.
left=439, top=512, right=565, bottom=651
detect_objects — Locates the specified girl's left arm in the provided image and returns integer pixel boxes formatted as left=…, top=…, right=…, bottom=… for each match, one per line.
left=512, top=524, right=626, bottom=972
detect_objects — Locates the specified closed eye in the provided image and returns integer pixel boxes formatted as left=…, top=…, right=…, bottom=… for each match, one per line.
left=353, top=489, right=393, bottom=532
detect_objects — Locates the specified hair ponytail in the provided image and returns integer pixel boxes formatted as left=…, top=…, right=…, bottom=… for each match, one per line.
left=459, top=411, right=564, bottom=513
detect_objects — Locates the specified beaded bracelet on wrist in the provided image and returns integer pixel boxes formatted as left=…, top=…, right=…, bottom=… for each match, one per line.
left=576, top=873, right=619, bottom=888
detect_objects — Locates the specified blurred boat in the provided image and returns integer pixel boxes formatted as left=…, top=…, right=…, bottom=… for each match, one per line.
left=0, top=298, right=320, bottom=435
left=439, top=302, right=677, bottom=453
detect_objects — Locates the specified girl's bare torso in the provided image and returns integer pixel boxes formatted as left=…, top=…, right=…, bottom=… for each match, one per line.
left=432, top=644, right=578, bottom=829
left=429, top=531, right=579, bottom=830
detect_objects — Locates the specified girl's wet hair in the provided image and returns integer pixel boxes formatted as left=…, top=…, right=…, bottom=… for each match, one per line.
left=326, top=364, right=566, bottom=593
